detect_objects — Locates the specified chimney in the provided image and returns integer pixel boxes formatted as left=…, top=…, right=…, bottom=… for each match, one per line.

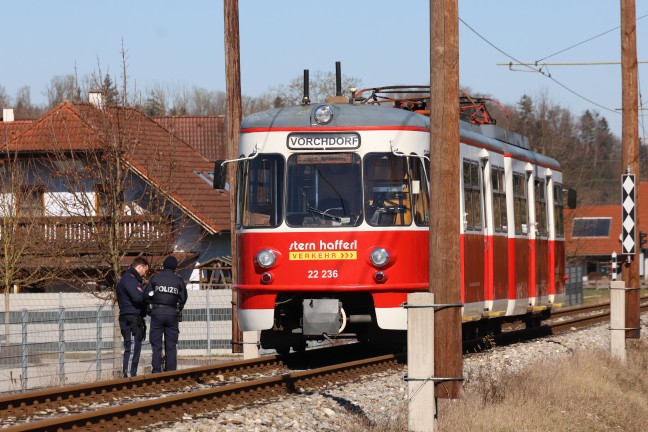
left=2, top=108, right=14, bottom=122
left=89, top=91, right=104, bottom=108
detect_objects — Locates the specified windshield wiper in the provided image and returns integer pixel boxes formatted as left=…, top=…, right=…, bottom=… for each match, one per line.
left=306, top=206, right=343, bottom=222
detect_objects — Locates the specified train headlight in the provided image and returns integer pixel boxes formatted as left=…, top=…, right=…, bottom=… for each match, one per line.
left=314, top=105, right=333, bottom=125
left=370, top=248, right=389, bottom=268
left=255, top=249, right=277, bottom=268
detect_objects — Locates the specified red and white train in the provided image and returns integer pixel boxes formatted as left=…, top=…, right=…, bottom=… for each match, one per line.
left=215, top=83, right=574, bottom=353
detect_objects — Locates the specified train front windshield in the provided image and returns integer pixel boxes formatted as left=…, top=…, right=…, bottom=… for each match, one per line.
left=237, top=152, right=429, bottom=228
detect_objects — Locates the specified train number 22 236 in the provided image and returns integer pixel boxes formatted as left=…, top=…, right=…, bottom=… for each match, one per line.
left=307, top=270, right=339, bottom=279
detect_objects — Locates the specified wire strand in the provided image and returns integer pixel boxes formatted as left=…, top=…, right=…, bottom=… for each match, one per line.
left=459, top=17, right=620, bottom=115
left=536, top=13, right=648, bottom=63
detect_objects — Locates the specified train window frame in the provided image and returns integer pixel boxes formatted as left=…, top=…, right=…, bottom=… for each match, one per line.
left=513, top=172, right=527, bottom=235
left=554, top=183, right=565, bottom=238
left=535, top=178, right=548, bottom=238
left=462, top=159, right=482, bottom=231
left=238, top=154, right=285, bottom=229
left=491, top=166, right=507, bottom=233
left=285, top=152, right=362, bottom=228
left=364, top=153, right=413, bottom=227
left=411, top=154, right=430, bottom=227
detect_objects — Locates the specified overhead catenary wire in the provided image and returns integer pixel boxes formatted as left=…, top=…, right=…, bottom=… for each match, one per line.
left=535, top=12, right=648, bottom=63
left=459, top=17, right=623, bottom=115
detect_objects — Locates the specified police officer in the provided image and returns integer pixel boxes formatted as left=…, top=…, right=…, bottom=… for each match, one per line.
left=144, top=255, right=187, bottom=373
left=116, top=257, right=149, bottom=378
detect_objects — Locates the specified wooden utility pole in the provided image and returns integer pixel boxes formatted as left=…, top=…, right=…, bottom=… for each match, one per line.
left=430, top=0, right=463, bottom=399
left=620, top=0, right=640, bottom=339
left=224, top=0, right=243, bottom=352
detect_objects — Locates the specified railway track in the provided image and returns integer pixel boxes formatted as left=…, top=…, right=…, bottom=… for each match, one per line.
left=2, top=349, right=402, bottom=431
left=2, top=299, right=646, bottom=432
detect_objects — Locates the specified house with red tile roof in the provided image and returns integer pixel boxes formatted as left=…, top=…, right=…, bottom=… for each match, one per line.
left=153, top=116, right=225, bottom=162
left=0, top=102, right=231, bottom=292
left=565, top=181, right=648, bottom=279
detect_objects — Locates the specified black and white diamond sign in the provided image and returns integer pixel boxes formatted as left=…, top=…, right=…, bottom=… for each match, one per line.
left=622, top=173, right=636, bottom=255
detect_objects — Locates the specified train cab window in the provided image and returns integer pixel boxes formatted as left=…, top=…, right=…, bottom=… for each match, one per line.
left=491, top=167, right=507, bottom=232
left=364, top=153, right=413, bottom=226
left=462, top=159, right=482, bottom=231
left=238, top=155, right=284, bottom=228
left=535, top=179, right=548, bottom=237
left=285, top=153, right=362, bottom=227
left=411, top=156, right=430, bottom=226
left=554, top=184, right=565, bottom=237
left=513, top=173, right=527, bottom=235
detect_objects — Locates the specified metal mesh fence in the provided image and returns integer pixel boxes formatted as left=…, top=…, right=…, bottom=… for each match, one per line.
left=0, top=290, right=235, bottom=393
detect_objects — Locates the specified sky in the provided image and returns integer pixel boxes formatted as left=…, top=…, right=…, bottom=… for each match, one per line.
left=1, top=1, right=646, bottom=139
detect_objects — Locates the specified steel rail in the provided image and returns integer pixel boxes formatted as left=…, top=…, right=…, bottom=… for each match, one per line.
left=2, top=297, right=647, bottom=430
left=0, top=354, right=286, bottom=417
left=5, top=353, right=403, bottom=432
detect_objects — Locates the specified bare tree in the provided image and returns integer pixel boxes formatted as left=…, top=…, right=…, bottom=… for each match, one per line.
left=0, top=85, right=10, bottom=111
left=268, top=70, right=362, bottom=105
left=38, top=51, right=204, bottom=373
left=45, top=74, right=81, bottom=108
left=0, top=152, right=64, bottom=343
left=14, top=86, right=45, bottom=119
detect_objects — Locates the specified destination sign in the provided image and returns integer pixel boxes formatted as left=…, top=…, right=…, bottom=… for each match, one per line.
left=287, top=133, right=360, bottom=150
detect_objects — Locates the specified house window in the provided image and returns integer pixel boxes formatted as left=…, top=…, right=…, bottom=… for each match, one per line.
left=571, top=218, right=611, bottom=238
left=18, top=186, right=44, bottom=216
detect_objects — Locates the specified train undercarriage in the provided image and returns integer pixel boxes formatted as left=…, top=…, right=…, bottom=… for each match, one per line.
left=257, top=292, right=552, bottom=354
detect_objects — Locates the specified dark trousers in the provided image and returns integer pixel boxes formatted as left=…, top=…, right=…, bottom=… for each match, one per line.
left=119, top=315, right=143, bottom=378
left=150, top=312, right=179, bottom=373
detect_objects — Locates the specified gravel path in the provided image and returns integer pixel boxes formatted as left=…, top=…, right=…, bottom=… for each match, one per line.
left=144, top=315, right=647, bottom=432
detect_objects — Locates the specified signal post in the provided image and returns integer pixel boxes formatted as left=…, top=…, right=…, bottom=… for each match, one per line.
left=620, top=0, right=641, bottom=339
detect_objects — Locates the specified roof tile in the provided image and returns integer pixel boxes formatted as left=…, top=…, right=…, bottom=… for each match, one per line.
left=5, top=102, right=229, bottom=233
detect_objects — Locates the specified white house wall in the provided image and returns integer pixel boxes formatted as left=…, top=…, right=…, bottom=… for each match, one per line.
left=45, top=192, right=95, bottom=216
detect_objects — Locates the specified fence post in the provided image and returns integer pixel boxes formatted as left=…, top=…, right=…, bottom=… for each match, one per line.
left=21, top=309, right=28, bottom=390
left=59, top=306, right=65, bottom=384
left=96, top=305, right=103, bottom=380
left=206, top=289, right=211, bottom=356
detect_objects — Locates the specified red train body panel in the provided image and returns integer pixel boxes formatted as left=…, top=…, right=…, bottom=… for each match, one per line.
left=217, top=86, right=569, bottom=351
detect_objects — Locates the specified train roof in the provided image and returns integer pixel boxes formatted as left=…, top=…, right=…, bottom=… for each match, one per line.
left=241, top=103, right=429, bottom=130
left=240, top=102, right=561, bottom=169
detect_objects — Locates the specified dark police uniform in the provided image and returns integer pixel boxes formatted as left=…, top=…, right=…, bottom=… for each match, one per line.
left=116, top=264, right=147, bottom=378
left=144, top=256, right=187, bottom=373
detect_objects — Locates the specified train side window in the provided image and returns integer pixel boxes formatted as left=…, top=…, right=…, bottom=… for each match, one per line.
left=412, top=157, right=430, bottom=226
left=513, top=173, right=527, bottom=235
left=535, top=179, right=548, bottom=237
left=463, top=159, right=482, bottom=231
left=491, top=167, right=506, bottom=232
left=364, top=153, right=412, bottom=227
left=554, top=183, right=565, bottom=237
left=240, top=155, right=284, bottom=228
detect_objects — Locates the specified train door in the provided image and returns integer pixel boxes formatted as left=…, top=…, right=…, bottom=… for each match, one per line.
left=461, top=158, right=485, bottom=316
left=512, top=171, right=530, bottom=305
left=490, top=165, right=509, bottom=313
left=549, top=179, right=567, bottom=305
left=534, top=176, right=550, bottom=305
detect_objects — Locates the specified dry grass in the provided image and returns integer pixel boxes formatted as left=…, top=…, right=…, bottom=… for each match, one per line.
left=352, top=339, right=648, bottom=431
